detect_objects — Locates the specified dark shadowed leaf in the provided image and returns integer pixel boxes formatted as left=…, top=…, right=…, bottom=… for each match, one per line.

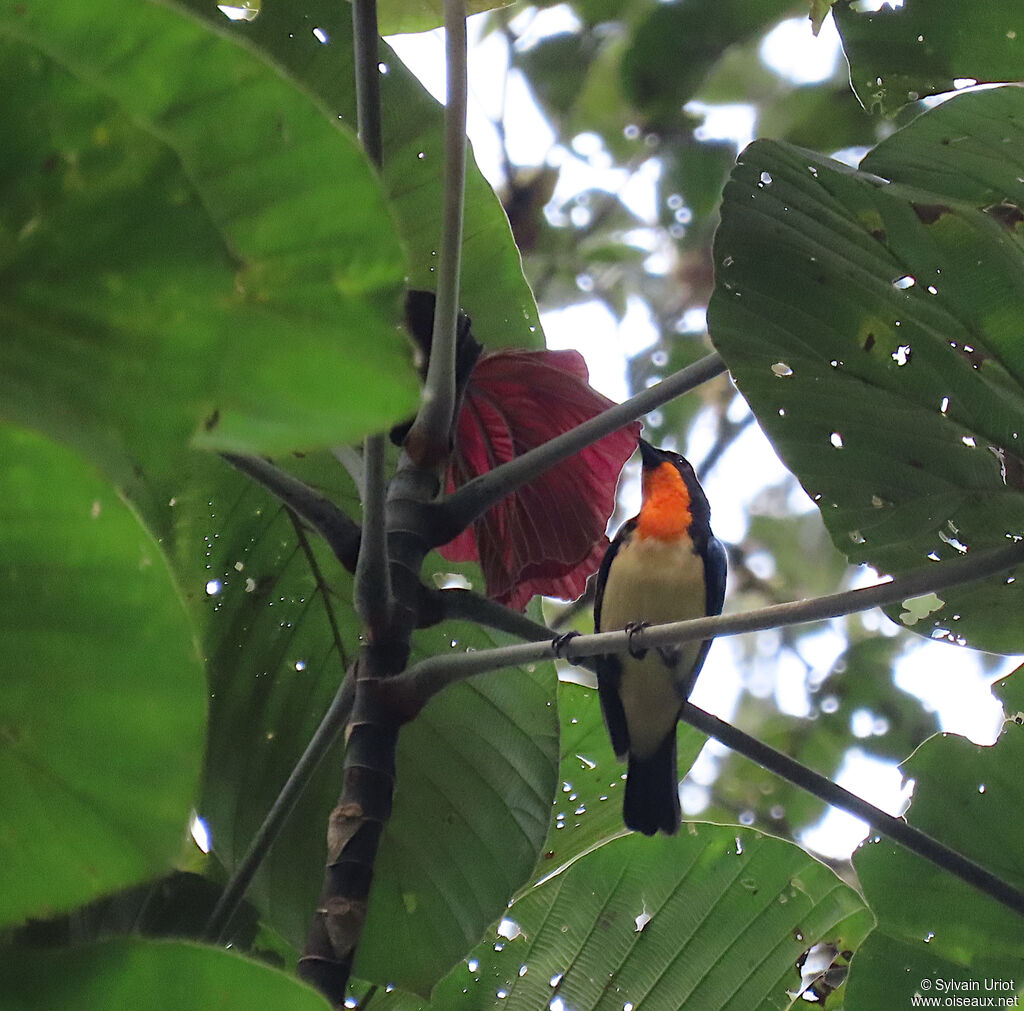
left=835, top=0, right=1024, bottom=114
left=709, top=86, right=1024, bottom=652
left=0, top=937, right=329, bottom=1010
left=441, top=349, right=641, bottom=609
left=621, top=0, right=796, bottom=129
left=0, top=428, right=204, bottom=930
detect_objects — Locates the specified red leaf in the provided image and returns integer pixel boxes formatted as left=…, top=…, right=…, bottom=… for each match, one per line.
left=439, top=349, right=640, bottom=610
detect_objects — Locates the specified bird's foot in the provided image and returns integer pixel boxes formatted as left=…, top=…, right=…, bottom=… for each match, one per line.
left=625, top=621, right=649, bottom=659
left=551, top=630, right=581, bottom=660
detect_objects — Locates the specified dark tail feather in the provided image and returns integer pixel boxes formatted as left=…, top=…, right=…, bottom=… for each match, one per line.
left=623, top=731, right=681, bottom=836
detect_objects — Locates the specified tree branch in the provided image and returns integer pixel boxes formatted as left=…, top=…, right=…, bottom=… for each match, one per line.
left=403, top=0, right=468, bottom=467
left=433, top=586, right=558, bottom=641
left=356, top=434, right=392, bottom=632
left=395, top=540, right=1024, bottom=702
left=427, top=351, right=726, bottom=546
left=221, top=453, right=360, bottom=572
left=682, top=701, right=1024, bottom=919
left=205, top=670, right=354, bottom=943
left=351, top=0, right=383, bottom=168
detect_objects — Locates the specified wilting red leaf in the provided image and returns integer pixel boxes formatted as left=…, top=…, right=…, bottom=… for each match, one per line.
left=440, top=348, right=640, bottom=610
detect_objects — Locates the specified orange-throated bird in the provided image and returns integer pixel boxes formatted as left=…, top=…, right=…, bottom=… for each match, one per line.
left=594, top=438, right=726, bottom=835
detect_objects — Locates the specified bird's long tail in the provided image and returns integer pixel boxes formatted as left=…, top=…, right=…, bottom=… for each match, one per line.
left=623, top=731, right=681, bottom=836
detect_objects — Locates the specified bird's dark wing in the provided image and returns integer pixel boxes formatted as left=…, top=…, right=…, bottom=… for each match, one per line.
left=593, top=520, right=636, bottom=758
left=703, top=534, right=727, bottom=617
left=676, top=533, right=728, bottom=700
left=593, top=518, right=635, bottom=630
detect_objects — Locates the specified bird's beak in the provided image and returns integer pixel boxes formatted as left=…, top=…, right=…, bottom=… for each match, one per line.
left=638, top=438, right=661, bottom=471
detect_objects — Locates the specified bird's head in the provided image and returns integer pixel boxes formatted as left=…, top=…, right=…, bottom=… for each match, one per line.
left=636, top=438, right=709, bottom=541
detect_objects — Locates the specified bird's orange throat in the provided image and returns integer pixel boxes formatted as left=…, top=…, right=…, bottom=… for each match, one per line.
left=636, top=461, right=693, bottom=541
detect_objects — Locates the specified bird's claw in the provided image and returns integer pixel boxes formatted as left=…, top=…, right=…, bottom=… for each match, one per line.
left=551, top=630, right=581, bottom=660
left=625, top=621, right=649, bottom=659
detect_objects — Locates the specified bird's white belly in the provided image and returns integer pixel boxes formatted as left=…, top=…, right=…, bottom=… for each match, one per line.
left=599, top=536, right=707, bottom=758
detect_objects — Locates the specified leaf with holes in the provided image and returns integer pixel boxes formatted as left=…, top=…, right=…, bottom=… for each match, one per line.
left=412, top=825, right=871, bottom=1009
left=834, top=0, right=1024, bottom=114
left=708, top=85, right=1024, bottom=653
left=847, top=683, right=1024, bottom=1008
left=538, top=679, right=706, bottom=869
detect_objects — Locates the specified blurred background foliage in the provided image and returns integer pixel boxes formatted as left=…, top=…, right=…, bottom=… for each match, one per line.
left=438, top=0, right=1017, bottom=867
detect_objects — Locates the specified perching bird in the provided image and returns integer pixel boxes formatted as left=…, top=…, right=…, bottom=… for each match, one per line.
left=594, top=438, right=726, bottom=835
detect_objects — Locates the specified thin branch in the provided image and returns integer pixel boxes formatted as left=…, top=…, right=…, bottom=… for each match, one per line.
left=435, top=586, right=559, bottom=641
left=352, top=0, right=383, bottom=168
left=204, top=515, right=351, bottom=940
left=356, top=433, right=392, bottom=631
left=682, top=701, right=1024, bottom=919
left=428, top=352, right=726, bottom=546
left=205, top=670, right=354, bottom=942
left=403, top=0, right=468, bottom=465
left=221, top=453, right=360, bottom=571
left=395, top=540, right=1024, bottom=702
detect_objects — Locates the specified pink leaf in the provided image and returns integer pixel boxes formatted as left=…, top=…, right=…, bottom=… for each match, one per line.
left=439, top=349, right=640, bottom=610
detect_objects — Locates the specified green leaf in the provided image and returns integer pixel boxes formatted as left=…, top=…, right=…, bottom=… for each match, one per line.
left=810, top=0, right=834, bottom=36
left=423, top=825, right=872, bottom=1009
left=540, top=679, right=706, bottom=869
left=621, top=0, right=796, bottom=129
left=708, top=86, right=1024, bottom=652
left=182, top=0, right=543, bottom=352
left=835, top=0, right=1024, bottom=114
left=0, top=2, right=414, bottom=476
left=357, top=649, right=559, bottom=994
left=849, top=717, right=1024, bottom=1007
left=0, top=428, right=205, bottom=929
left=163, top=453, right=559, bottom=989
left=0, top=937, right=329, bottom=1010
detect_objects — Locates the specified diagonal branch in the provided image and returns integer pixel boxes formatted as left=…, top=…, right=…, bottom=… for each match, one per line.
left=427, top=351, right=726, bottom=547
left=205, top=513, right=351, bottom=941
left=682, top=701, right=1024, bottom=919
left=221, top=453, right=360, bottom=571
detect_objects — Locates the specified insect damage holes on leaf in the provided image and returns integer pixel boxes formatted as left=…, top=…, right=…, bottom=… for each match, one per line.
left=899, top=592, right=944, bottom=626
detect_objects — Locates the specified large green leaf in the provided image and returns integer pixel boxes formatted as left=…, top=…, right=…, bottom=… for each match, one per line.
left=834, top=0, right=1024, bottom=115
left=357, top=648, right=559, bottom=993
left=0, top=937, right=329, bottom=1010
left=182, top=0, right=543, bottom=351
left=0, top=428, right=205, bottom=929
left=0, top=0, right=414, bottom=489
left=164, top=452, right=559, bottom=990
left=540, top=678, right=706, bottom=868
left=708, top=85, right=1024, bottom=652
left=372, top=825, right=871, bottom=1009
left=847, top=681, right=1024, bottom=1008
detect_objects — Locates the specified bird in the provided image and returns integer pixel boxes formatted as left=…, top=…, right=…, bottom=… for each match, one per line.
left=593, top=438, right=726, bottom=835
